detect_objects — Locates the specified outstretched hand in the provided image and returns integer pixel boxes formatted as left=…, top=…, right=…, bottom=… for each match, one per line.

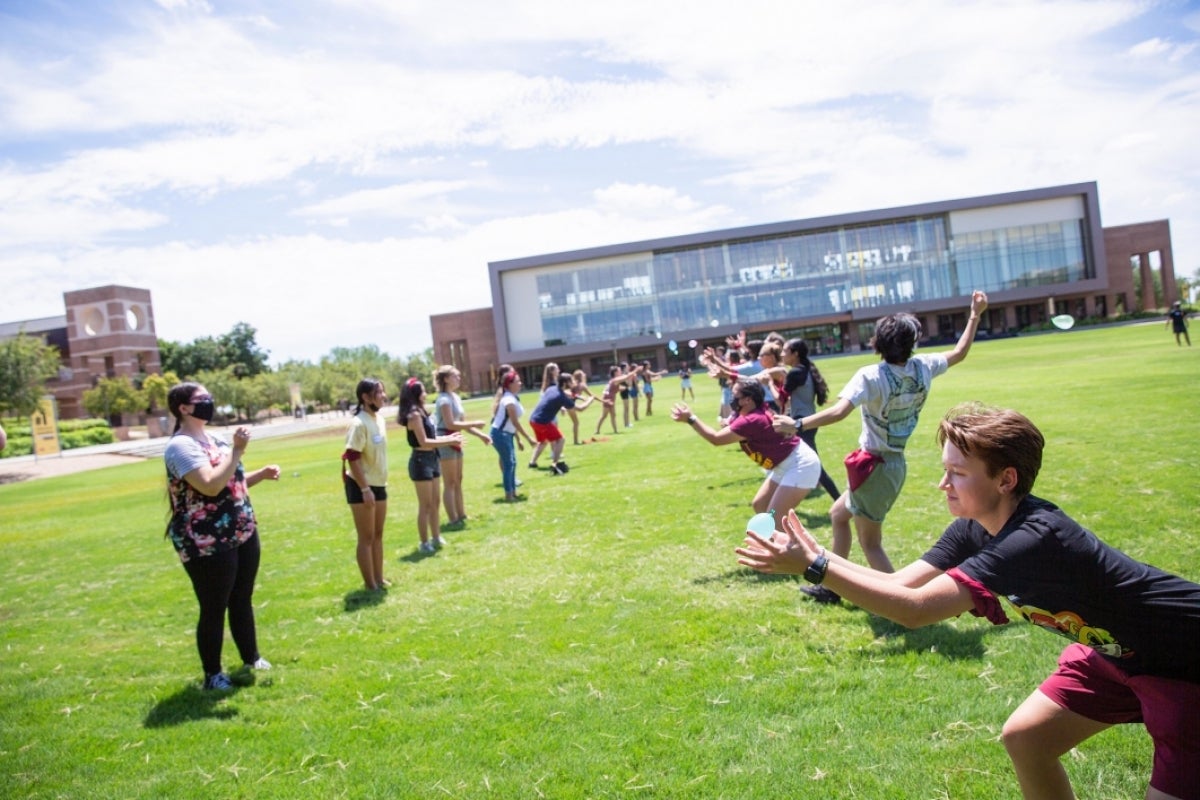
left=735, top=509, right=820, bottom=575
left=670, top=402, right=692, bottom=422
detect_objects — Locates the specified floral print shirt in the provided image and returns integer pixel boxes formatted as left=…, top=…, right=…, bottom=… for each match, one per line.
left=164, top=434, right=256, bottom=563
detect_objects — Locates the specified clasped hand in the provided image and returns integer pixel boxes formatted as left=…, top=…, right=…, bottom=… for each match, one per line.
left=232, top=426, right=252, bottom=449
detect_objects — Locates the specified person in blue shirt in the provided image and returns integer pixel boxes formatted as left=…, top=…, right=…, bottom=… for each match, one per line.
left=528, top=373, right=588, bottom=474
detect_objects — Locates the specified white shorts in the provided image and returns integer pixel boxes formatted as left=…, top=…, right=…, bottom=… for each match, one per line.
left=766, top=441, right=821, bottom=489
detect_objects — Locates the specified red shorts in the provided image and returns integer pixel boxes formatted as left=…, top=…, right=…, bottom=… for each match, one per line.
left=1038, top=643, right=1200, bottom=799
left=530, top=421, right=562, bottom=443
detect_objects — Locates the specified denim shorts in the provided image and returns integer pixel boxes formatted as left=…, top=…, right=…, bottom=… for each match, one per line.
left=408, top=449, right=441, bottom=481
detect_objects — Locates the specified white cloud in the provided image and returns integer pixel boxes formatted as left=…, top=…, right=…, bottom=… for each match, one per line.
left=294, top=180, right=475, bottom=221
left=1, top=0, right=1198, bottom=363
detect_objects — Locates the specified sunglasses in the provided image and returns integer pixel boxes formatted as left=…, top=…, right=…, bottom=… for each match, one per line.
left=189, top=394, right=213, bottom=403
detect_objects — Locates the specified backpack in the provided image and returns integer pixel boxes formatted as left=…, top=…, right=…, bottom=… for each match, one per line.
left=810, top=364, right=829, bottom=406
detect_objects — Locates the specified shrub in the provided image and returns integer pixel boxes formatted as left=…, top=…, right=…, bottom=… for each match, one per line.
left=0, top=417, right=113, bottom=458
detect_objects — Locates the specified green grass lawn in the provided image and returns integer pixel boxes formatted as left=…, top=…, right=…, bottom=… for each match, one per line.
left=1, top=323, right=1197, bottom=799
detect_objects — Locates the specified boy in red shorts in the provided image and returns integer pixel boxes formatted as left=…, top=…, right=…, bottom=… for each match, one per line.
left=528, top=373, right=583, bottom=474
left=738, top=403, right=1200, bottom=799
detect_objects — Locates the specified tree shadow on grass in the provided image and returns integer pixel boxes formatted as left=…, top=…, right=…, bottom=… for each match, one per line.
left=143, top=684, right=241, bottom=728
left=863, top=613, right=990, bottom=661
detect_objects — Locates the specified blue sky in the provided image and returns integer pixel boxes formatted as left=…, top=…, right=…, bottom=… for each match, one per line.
left=2, top=0, right=1198, bottom=364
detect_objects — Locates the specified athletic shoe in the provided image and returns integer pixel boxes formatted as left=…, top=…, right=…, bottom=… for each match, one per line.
left=552, top=462, right=569, bottom=475
left=799, top=585, right=841, bottom=604
left=432, top=536, right=446, bottom=549
left=527, top=461, right=538, bottom=469
left=203, top=672, right=234, bottom=691
left=419, top=541, right=435, bottom=554
left=247, top=658, right=272, bottom=670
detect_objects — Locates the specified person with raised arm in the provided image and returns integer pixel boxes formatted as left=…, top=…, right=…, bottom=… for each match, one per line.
left=772, top=291, right=989, bottom=600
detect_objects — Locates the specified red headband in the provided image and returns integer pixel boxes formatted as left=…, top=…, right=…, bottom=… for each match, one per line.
left=502, top=370, right=518, bottom=387
left=406, top=377, right=419, bottom=388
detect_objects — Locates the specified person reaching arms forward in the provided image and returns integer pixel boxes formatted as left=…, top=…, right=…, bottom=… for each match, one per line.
left=739, top=403, right=1200, bottom=800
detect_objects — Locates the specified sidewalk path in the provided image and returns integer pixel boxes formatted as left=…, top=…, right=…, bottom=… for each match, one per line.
left=0, top=410, right=370, bottom=485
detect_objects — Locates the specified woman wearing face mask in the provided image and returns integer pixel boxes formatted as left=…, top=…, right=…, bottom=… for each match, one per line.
left=164, top=382, right=280, bottom=691
left=343, top=378, right=390, bottom=592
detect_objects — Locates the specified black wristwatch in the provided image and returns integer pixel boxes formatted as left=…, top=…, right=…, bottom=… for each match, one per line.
left=803, top=550, right=829, bottom=585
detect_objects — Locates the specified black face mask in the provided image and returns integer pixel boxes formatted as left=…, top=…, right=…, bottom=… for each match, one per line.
left=190, top=400, right=216, bottom=422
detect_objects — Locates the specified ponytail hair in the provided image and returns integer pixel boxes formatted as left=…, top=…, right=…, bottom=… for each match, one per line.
left=492, top=363, right=515, bottom=416
left=397, top=378, right=425, bottom=422
left=353, top=378, right=385, bottom=416
left=166, top=382, right=202, bottom=434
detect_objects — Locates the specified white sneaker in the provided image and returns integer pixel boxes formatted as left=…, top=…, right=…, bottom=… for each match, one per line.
left=419, top=541, right=435, bottom=554
left=432, top=536, right=446, bottom=549
left=247, top=657, right=272, bottom=670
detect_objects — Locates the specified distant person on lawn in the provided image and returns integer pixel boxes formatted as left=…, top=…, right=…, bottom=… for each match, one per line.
left=528, top=373, right=591, bottom=473
left=1167, top=300, right=1191, bottom=346
left=738, top=403, right=1200, bottom=800
left=433, top=365, right=491, bottom=529
left=399, top=378, right=462, bottom=555
left=343, top=378, right=391, bottom=592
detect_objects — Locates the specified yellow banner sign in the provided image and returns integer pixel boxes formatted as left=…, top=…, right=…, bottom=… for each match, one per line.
left=32, top=395, right=61, bottom=458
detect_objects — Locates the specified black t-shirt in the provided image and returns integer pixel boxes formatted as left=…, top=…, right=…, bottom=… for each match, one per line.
left=922, top=496, right=1200, bottom=683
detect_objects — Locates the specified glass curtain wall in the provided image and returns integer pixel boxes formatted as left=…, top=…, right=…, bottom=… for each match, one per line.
left=533, top=215, right=1087, bottom=348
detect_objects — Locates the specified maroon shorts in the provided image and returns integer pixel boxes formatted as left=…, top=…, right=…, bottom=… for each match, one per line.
left=530, top=421, right=562, bottom=443
left=1039, top=643, right=1200, bottom=798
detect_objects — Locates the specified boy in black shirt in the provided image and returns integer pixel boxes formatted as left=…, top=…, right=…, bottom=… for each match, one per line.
left=737, top=404, right=1200, bottom=800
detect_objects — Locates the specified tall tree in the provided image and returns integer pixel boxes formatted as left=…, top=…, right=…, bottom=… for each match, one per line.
left=220, top=322, right=271, bottom=378
left=0, top=331, right=62, bottom=417
left=159, top=322, right=270, bottom=379
left=158, top=335, right=224, bottom=378
left=398, top=347, right=437, bottom=390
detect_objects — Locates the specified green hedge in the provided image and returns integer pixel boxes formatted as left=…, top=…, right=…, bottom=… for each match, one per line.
left=0, top=418, right=115, bottom=459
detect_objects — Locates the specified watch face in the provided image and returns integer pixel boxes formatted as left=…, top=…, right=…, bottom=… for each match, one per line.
left=804, top=554, right=828, bottom=584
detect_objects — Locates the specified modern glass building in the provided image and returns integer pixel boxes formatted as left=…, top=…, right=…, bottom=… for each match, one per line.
left=431, top=182, right=1173, bottom=390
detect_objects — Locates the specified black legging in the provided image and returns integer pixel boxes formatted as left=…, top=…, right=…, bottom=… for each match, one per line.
left=181, top=533, right=261, bottom=676
left=801, top=428, right=842, bottom=498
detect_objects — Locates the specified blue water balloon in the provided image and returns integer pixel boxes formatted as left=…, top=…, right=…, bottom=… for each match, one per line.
left=746, top=511, right=777, bottom=538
